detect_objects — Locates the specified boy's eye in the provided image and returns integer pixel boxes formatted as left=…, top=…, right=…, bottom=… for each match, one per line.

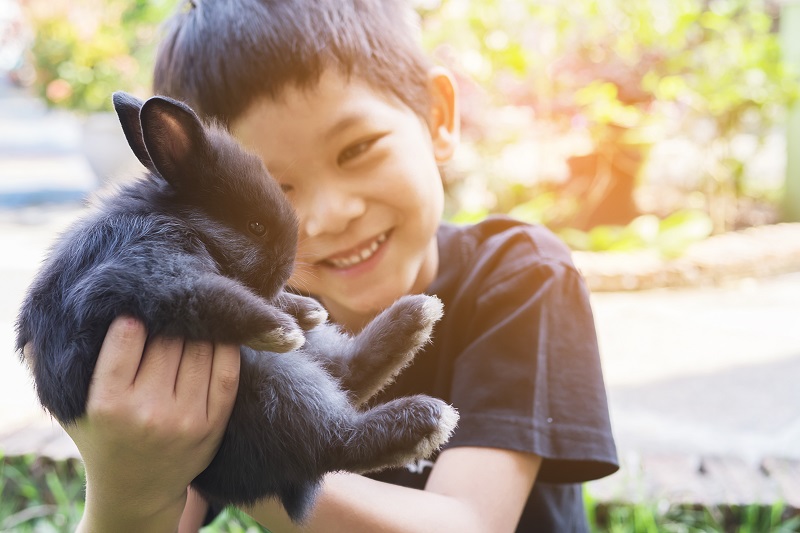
left=337, top=136, right=382, bottom=166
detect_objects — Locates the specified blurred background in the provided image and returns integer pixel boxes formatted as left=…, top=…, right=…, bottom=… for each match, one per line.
left=6, top=0, right=800, bottom=238
left=1, top=0, right=799, bottom=530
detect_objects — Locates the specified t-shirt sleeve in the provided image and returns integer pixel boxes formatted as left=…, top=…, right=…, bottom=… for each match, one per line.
left=445, top=232, right=618, bottom=483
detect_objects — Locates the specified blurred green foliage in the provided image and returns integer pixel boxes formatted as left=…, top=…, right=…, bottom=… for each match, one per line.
left=584, top=490, right=800, bottom=533
left=19, top=0, right=800, bottom=253
left=23, top=0, right=174, bottom=113
left=558, top=210, right=713, bottom=257
left=3, top=453, right=799, bottom=532
left=418, top=0, right=799, bottom=250
left=0, top=453, right=84, bottom=531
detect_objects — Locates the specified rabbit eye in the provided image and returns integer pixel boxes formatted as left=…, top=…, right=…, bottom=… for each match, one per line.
left=248, top=221, right=267, bottom=237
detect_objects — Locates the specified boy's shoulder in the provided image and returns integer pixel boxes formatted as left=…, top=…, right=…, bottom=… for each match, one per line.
left=438, top=214, right=576, bottom=273
left=431, top=215, right=582, bottom=300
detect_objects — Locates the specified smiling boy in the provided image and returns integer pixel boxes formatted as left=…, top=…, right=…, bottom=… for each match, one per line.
left=62, top=1, right=618, bottom=531
left=231, top=70, right=446, bottom=332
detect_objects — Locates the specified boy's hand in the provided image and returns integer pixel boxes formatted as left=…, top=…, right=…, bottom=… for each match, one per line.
left=33, top=316, right=240, bottom=531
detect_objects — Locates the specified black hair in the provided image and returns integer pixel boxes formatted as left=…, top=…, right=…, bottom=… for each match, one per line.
left=153, top=0, right=433, bottom=126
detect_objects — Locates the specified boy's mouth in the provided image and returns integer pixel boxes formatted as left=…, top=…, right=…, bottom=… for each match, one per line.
left=321, top=231, right=390, bottom=269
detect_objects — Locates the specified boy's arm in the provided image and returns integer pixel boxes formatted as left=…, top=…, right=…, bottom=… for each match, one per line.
left=245, top=446, right=540, bottom=533
left=35, top=317, right=240, bottom=533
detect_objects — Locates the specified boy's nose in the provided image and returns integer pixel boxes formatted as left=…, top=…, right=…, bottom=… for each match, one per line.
left=302, top=184, right=367, bottom=238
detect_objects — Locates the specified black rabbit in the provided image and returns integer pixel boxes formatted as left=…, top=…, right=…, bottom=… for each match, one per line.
left=15, top=92, right=458, bottom=522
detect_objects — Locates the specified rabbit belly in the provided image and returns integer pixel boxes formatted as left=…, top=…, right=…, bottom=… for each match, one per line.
left=191, top=346, right=458, bottom=523
left=191, top=347, right=348, bottom=518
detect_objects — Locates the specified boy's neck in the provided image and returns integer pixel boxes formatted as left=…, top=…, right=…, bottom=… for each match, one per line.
left=324, top=304, right=376, bottom=335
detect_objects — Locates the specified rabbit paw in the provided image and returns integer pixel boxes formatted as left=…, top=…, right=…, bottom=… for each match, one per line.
left=247, top=326, right=305, bottom=352
left=379, top=294, right=444, bottom=353
left=413, top=402, right=459, bottom=459
left=276, top=293, right=329, bottom=331
left=296, top=306, right=328, bottom=331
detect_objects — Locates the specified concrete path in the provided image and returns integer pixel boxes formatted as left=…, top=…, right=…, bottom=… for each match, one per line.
left=0, top=79, right=98, bottom=207
left=589, top=277, right=800, bottom=505
left=594, top=276, right=800, bottom=463
left=1, top=79, right=799, bottom=506
left=0, top=77, right=100, bottom=460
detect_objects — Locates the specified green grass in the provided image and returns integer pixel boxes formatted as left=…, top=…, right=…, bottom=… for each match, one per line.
left=584, top=491, right=800, bottom=533
left=2, top=453, right=799, bottom=532
left=0, top=453, right=268, bottom=532
left=0, top=453, right=84, bottom=532
left=203, top=507, right=268, bottom=532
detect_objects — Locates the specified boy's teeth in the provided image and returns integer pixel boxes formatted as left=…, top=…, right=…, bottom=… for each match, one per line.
left=327, top=233, right=387, bottom=268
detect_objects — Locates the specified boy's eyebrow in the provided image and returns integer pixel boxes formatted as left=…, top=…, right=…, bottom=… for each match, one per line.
left=324, top=112, right=365, bottom=141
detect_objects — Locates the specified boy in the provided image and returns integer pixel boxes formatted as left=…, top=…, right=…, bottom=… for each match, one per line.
left=59, top=0, right=618, bottom=531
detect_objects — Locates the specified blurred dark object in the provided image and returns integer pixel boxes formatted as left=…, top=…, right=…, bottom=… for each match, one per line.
left=564, top=129, right=646, bottom=230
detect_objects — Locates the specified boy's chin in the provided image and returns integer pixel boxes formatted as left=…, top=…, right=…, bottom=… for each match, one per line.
left=348, top=293, right=405, bottom=318
left=330, top=286, right=413, bottom=322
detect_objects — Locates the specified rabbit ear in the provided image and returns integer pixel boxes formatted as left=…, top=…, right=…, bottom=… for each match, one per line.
left=139, top=95, right=208, bottom=189
left=112, top=91, right=158, bottom=176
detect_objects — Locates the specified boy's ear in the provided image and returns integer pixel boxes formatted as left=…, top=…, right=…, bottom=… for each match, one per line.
left=427, top=66, right=459, bottom=163
left=112, top=91, right=159, bottom=176
left=139, top=95, right=208, bottom=187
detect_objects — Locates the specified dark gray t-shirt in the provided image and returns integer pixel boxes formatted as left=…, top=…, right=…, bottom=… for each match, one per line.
left=366, top=216, right=619, bottom=532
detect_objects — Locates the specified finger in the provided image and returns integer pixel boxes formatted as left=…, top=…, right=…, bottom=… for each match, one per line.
left=174, top=339, right=214, bottom=407
left=92, top=316, right=148, bottom=392
left=134, top=335, right=184, bottom=394
left=206, top=343, right=240, bottom=425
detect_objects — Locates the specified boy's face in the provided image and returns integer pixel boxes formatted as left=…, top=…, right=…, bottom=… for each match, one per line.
left=232, top=69, right=458, bottom=328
